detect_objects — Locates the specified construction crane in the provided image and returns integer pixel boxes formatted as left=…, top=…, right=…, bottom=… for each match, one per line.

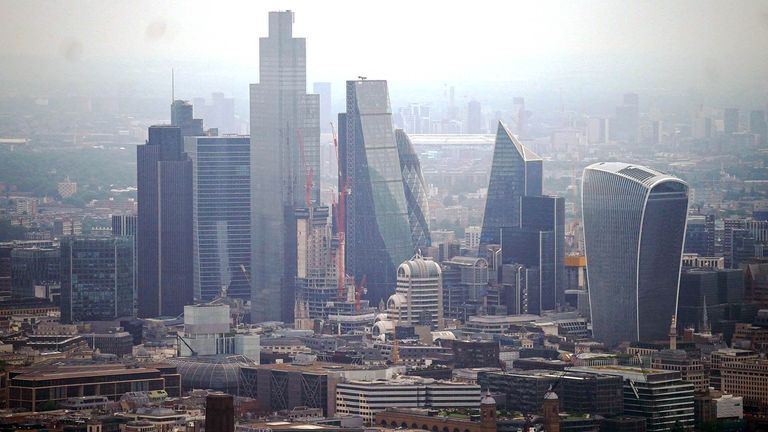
left=355, top=275, right=367, bottom=312
left=296, top=128, right=314, bottom=208
left=331, top=121, right=349, bottom=301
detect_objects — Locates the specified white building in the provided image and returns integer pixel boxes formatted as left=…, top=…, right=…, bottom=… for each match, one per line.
left=387, top=255, right=443, bottom=329
left=178, top=304, right=259, bottom=361
left=335, top=377, right=480, bottom=424
left=464, top=226, right=481, bottom=250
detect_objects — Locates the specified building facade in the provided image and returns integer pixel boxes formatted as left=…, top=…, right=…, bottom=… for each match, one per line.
left=387, top=255, right=443, bottom=328
left=60, top=236, right=134, bottom=323
left=340, top=79, right=413, bottom=305
left=479, top=122, right=542, bottom=251
left=185, top=136, right=251, bottom=301
left=582, top=162, right=689, bottom=345
left=250, top=10, right=320, bottom=322
left=137, top=125, right=193, bottom=318
left=395, top=129, right=431, bottom=250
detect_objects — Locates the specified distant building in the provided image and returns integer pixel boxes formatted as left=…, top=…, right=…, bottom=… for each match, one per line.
left=582, top=162, right=689, bottom=345
left=467, top=100, right=483, bottom=134
left=185, top=135, right=251, bottom=301
left=685, top=215, right=715, bottom=257
left=313, top=82, right=332, bottom=133
left=442, top=256, right=488, bottom=321
left=57, top=177, right=77, bottom=198
left=464, top=226, right=482, bottom=251
left=137, top=125, right=193, bottom=318
left=750, top=110, right=767, bottom=145
left=60, top=236, right=134, bottom=323
left=171, top=100, right=204, bottom=137
left=724, top=108, right=739, bottom=135
left=340, top=79, right=413, bottom=305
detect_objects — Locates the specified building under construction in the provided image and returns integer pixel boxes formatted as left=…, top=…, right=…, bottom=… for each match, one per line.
left=295, top=206, right=339, bottom=319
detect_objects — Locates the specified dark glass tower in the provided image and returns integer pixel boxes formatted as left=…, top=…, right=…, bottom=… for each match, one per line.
left=395, top=129, right=431, bottom=250
left=60, top=236, right=134, bottom=323
left=171, top=100, right=204, bottom=137
left=479, top=122, right=542, bottom=252
left=137, top=125, right=193, bottom=318
left=340, top=79, right=413, bottom=305
left=186, top=136, right=251, bottom=301
left=501, top=195, right=565, bottom=313
left=582, top=162, right=689, bottom=345
left=250, top=11, right=320, bottom=322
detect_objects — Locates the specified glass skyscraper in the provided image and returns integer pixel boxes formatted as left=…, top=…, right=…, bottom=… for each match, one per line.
left=60, top=236, right=134, bottom=323
left=479, top=122, right=542, bottom=252
left=186, top=136, right=251, bottom=302
left=250, top=11, right=320, bottom=322
left=137, top=125, right=193, bottom=318
left=340, top=79, right=413, bottom=305
left=582, top=162, right=689, bottom=345
left=395, top=129, right=431, bottom=250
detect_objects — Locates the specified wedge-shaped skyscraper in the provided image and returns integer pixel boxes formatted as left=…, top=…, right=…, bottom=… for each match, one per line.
left=582, top=162, right=689, bottom=345
left=479, top=122, right=542, bottom=252
left=395, top=129, right=431, bottom=250
left=340, top=80, right=413, bottom=305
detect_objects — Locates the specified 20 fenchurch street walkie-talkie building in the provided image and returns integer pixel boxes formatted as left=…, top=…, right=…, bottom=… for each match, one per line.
left=582, top=162, right=689, bottom=346
left=340, top=80, right=413, bottom=305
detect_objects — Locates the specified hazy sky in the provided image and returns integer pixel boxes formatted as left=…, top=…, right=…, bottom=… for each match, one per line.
left=2, top=0, right=767, bottom=102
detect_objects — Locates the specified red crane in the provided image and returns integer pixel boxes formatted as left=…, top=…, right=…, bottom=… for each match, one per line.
left=295, top=129, right=313, bottom=208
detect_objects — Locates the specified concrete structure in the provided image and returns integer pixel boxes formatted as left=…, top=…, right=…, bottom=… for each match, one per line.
left=374, top=392, right=496, bottom=432
left=582, top=162, right=689, bottom=345
left=250, top=10, right=320, bottom=322
left=178, top=304, right=259, bottom=361
left=295, top=206, right=340, bottom=319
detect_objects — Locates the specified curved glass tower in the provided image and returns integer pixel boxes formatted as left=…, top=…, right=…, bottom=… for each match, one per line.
left=582, top=162, right=689, bottom=345
left=395, top=129, right=431, bottom=250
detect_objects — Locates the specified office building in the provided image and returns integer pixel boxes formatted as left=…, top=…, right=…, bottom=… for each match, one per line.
left=501, top=195, right=565, bottom=313
left=387, top=255, right=443, bottom=328
left=177, top=304, right=260, bottom=361
left=8, top=364, right=180, bottom=410
left=724, top=108, right=739, bottom=135
left=137, top=125, right=193, bottom=318
left=395, top=129, right=431, bottom=250
left=336, top=378, right=480, bottom=425
left=442, top=256, right=488, bottom=320
left=582, top=162, right=689, bottom=345
left=10, top=245, right=59, bottom=299
left=375, top=394, right=496, bottom=432
left=0, top=245, right=10, bottom=299
left=570, top=366, right=694, bottom=432
left=171, top=100, right=204, bottom=137
left=340, top=79, right=412, bottom=305
left=750, top=110, right=767, bottom=145
left=467, top=100, right=482, bottom=134
left=185, top=136, right=251, bottom=301
left=250, top=11, right=320, bottom=322
left=206, top=394, right=235, bottom=432
left=721, top=359, right=768, bottom=412
left=464, top=226, right=481, bottom=251
left=500, top=263, right=540, bottom=315
left=479, top=121, right=542, bottom=251
left=313, top=82, right=332, bottom=132
left=685, top=215, right=715, bottom=257
left=651, top=349, right=708, bottom=393
left=60, top=236, right=134, bottom=323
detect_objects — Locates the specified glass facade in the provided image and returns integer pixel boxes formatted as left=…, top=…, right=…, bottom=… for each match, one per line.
left=60, top=236, right=134, bottom=323
left=186, top=136, right=251, bottom=301
left=250, top=11, right=320, bottom=322
left=11, top=247, right=59, bottom=299
left=479, top=122, right=542, bottom=250
left=582, top=162, right=689, bottom=345
left=395, top=129, right=431, bottom=249
left=341, top=80, right=413, bottom=305
left=137, top=125, right=193, bottom=318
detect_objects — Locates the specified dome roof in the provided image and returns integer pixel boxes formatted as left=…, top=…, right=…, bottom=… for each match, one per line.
left=481, top=390, right=496, bottom=405
left=167, top=355, right=252, bottom=394
left=544, top=391, right=558, bottom=400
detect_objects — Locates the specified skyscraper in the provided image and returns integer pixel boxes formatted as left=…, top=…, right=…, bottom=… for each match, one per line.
left=395, top=129, right=431, bottom=250
left=250, top=11, right=320, bottom=322
left=60, top=236, right=134, bottom=323
left=724, top=108, right=739, bottom=135
left=582, top=162, right=689, bottom=345
left=501, top=195, right=565, bottom=313
left=467, top=100, right=482, bottom=134
left=171, top=100, right=204, bottom=137
left=137, top=125, right=193, bottom=318
left=340, top=79, right=413, bottom=305
left=313, top=82, right=332, bottom=133
left=185, top=136, right=251, bottom=301
left=479, top=121, right=542, bottom=251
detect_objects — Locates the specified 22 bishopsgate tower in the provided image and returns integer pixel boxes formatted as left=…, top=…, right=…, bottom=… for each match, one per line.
left=250, top=11, right=320, bottom=322
left=582, top=162, right=689, bottom=346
